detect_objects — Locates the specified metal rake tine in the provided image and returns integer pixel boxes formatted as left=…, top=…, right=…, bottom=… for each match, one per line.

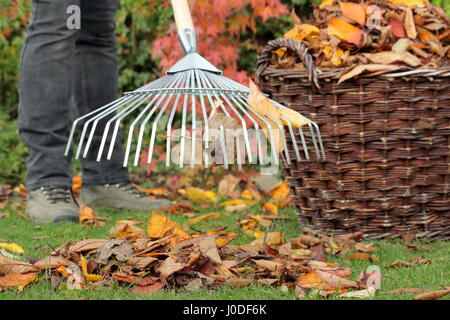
left=219, top=124, right=228, bottom=169
left=65, top=95, right=128, bottom=157
left=91, top=92, right=149, bottom=161
left=265, top=113, right=290, bottom=165
left=194, top=69, right=210, bottom=168
left=190, top=70, right=197, bottom=168
left=76, top=94, right=139, bottom=160
left=131, top=72, right=185, bottom=165
left=209, top=73, right=256, bottom=164
left=165, top=85, right=184, bottom=167
left=311, top=121, right=326, bottom=160
left=239, top=100, right=280, bottom=167
left=179, top=70, right=192, bottom=168
left=144, top=72, right=188, bottom=167
left=279, top=115, right=302, bottom=161
left=307, top=122, right=321, bottom=160
left=122, top=93, right=161, bottom=165
left=298, top=126, right=310, bottom=160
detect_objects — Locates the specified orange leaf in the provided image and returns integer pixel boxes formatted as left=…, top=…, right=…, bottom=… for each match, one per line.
left=328, top=17, right=363, bottom=46
left=0, top=273, right=37, bottom=291
left=339, top=2, right=365, bottom=26
left=147, top=212, right=190, bottom=248
left=261, top=202, right=278, bottom=216
left=79, top=205, right=95, bottom=223
left=72, top=175, right=82, bottom=194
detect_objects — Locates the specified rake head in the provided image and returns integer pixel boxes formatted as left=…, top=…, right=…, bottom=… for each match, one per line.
left=65, top=1, right=326, bottom=171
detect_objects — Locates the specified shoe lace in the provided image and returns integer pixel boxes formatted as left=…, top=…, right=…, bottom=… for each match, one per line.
left=41, top=187, right=73, bottom=204
left=107, top=182, right=148, bottom=198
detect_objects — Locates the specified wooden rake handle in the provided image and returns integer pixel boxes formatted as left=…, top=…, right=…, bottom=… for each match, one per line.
left=171, top=0, right=195, bottom=32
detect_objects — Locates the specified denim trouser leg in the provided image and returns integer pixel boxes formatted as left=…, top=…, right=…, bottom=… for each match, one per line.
left=18, top=0, right=129, bottom=191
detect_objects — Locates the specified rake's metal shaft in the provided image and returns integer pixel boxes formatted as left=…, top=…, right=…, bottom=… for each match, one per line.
left=65, top=0, right=326, bottom=170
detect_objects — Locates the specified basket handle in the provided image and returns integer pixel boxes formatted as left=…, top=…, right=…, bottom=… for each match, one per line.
left=256, top=38, right=321, bottom=91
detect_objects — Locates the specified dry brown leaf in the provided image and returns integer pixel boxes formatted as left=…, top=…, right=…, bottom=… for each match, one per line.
left=0, top=256, right=37, bottom=275
left=266, top=232, right=284, bottom=246
left=404, top=8, right=417, bottom=39
left=363, top=51, right=421, bottom=67
left=316, top=270, right=359, bottom=289
left=129, top=282, right=165, bottom=295
left=33, top=256, right=76, bottom=269
left=68, top=239, right=108, bottom=253
left=158, top=256, right=186, bottom=278
left=217, top=174, right=240, bottom=199
left=338, top=64, right=400, bottom=84
left=252, top=259, right=283, bottom=272
left=413, top=289, right=450, bottom=300
left=111, top=222, right=145, bottom=240
left=198, top=236, right=222, bottom=264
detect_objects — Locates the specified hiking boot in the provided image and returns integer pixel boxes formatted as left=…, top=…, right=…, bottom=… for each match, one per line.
left=79, top=182, right=172, bottom=211
left=25, top=186, right=79, bottom=224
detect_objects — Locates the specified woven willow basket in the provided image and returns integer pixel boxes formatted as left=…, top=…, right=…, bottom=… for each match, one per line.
left=256, top=38, right=450, bottom=240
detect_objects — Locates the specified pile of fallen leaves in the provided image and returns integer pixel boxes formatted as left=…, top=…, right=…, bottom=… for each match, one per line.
left=274, top=0, right=450, bottom=83
left=0, top=217, right=384, bottom=298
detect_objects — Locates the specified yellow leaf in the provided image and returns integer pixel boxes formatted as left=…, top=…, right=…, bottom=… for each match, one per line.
left=279, top=108, right=312, bottom=128
left=186, top=187, right=217, bottom=203
left=328, top=17, right=363, bottom=46
left=262, top=202, right=279, bottom=216
left=0, top=243, right=25, bottom=254
left=268, top=181, right=292, bottom=208
left=187, top=213, right=221, bottom=225
left=147, top=212, right=190, bottom=248
left=247, top=80, right=284, bottom=152
left=247, top=214, right=272, bottom=228
left=205, top=190, right=218, bottom=202
left=319, top=0, right=334, bottom=9
left=240, top=189, right=253, bottom=200
left=111, top=222, right=145, bottom=240
left=219, top=199, right=255, bottom=207
left=283, top=24, right=320, bottom=42
left=339, top=1, right=365, bottom=26
left=253, top=231, right=265, bottom=239
left=386, top=0, right=428, bottom=7
left=79, top=255, right=102, bottom=282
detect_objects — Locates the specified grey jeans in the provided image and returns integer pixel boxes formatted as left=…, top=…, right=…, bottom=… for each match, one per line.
left=18, top=0, right=130, bottom=190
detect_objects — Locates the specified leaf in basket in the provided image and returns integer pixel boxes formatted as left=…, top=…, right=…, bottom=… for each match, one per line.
left=247, top=80, right=283, bottom=152
left=337, top=64, right=401, bottom=84
left=363, top=51, right=421, bottom=67
left=404, top=8, right=417, bottom=39
left=319, top=0, right=334, bottom=9
left=417, top=27, right=445, bottom=57
left=389, top=19, right=406, bottom=38
left=392, top=38, right=411, bottom=52
left=386, top=0, right=427, bottom=7
left=339, top=2, right=365, bottom=26
left=322, top=45, right=346, bottom=67
left=283, top=24, right=320, bottom=42
left=328, top=18, right=363, bottom=46
left=279, top=108, right=311, bottom=128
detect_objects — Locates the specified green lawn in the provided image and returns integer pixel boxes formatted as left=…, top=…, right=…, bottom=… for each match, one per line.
left=0, top=201, right=448, bottom=300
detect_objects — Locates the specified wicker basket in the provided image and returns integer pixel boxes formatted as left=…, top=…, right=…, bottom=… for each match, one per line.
left=256, top=38, right=450, bottom=240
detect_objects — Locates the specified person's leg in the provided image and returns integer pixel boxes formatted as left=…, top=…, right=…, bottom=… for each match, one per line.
left=19, top=0, right=80, bottom=191
left=75, top=0, right=170, bottom=210
left=19, top=0, right=80, bottom=223
left=74, top=0, right=130, bottom=185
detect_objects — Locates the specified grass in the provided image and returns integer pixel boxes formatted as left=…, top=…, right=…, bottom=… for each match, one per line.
left=0, top=200, right=448, bottom=300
